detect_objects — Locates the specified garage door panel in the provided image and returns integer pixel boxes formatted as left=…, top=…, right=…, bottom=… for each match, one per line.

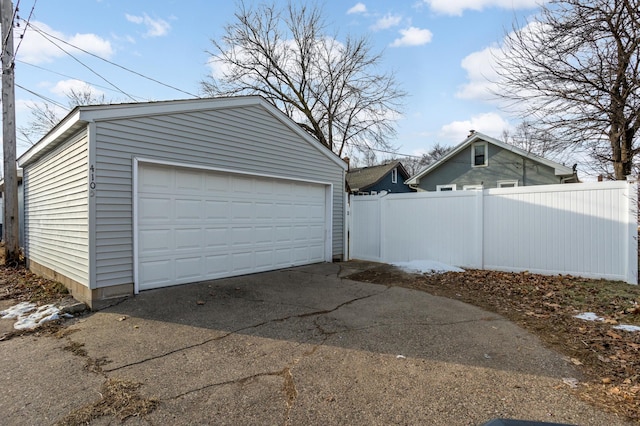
left=275, top=226, right=292, bottom=242
left=205, top=200, right=230, bottom=219
left=137, top=164, right=327, bottom=291
left=205, top=228, right=229, bottom=247
left=139, top=197, right=172, bottom=220
left=204, top=173, right=230, bottom=192
left=275, top=203, right=293, bottom=220
left=175, top=199, right=202, bottom=220
left=175, top=257, right=202, bottom=280
left=231, top=227, right=253, bottom=245
left=254, top=226, right=274, bottom=244
left=254, top=179, right=275, bottom=195
left=175, top=228, right=202, bottom=250
left=232, top=252, right=253, bottom=272
left=254, top=202, right=274, bottom=219
left=139, top=260, right=173, bottom=287
left=255, top=250, right=274, bottom=268
left=205, top=254, right=230, bottom=275
left=140, top=165, right=173, bottom=192
left=176, top=169, right=203, bottom=191
left=139, top=229, right=171, bottom=253
left=231, top=175, right=253, bottom=193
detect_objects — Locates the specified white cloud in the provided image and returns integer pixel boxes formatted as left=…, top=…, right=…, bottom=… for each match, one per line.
left=390, top=27, right=433, bottom=47
left=457, top=21, right=548, bottom=104
left=16, top=21, right=113, bottom=64
left=125, top=13, right=171, bottom=37
left=439, top=112, right=511, bottom=142
left=50, top=79, right=105, bottom=99
left=347, top=3, right=367, bottom=14
left=371, top=14, right=402, bottom=31
left=423, top=0, right=542, bottom=16
left=456, top=45, right=502, bottom=100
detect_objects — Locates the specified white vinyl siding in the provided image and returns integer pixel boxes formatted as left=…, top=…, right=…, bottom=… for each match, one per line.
left=23, top=131, right=89, bottom=285
left=94, top=104, right=344, bottom=288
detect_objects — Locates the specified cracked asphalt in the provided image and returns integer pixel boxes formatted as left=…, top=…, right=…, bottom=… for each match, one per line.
left=0, top=262, right=634, bottom=425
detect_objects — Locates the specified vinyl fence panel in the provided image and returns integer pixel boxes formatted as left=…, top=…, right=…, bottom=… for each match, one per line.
left=349, top=195, right=382, bottom=261
left=349, top=182, right=637, bottom=284
left=380, top=191, right=483, bottom=268
left=483, top=183, right=636, bottom=282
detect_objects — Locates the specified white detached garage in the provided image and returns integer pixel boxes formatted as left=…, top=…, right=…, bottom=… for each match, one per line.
left=18, top=96, right=347, bottom=308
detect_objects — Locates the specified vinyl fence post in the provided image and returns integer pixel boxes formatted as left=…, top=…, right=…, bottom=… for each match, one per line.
left=625, top=182, right=638, bottom=284
left=476, top=189, right=484, bottom=270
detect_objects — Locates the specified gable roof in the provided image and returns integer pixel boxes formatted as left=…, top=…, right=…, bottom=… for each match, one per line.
left=405, top=131, right=575, bottom=185
left=18, top=96, right=347, bottom=171
left=346, top=161, right=408, bottom=192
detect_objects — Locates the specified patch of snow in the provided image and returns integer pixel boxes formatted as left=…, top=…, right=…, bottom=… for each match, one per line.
left=613, top=324, right=640, bottom=332
left=392, top=260, right=464, bottom=275
left=0, top=302, right=72, bottom=330
left=574, top=312, right=604, bottom=322
left=0, top=301, right=37, bottom=319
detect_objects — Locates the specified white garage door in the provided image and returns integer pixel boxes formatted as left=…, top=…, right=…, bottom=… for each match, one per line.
left=136, top=163, right=328, bottom=291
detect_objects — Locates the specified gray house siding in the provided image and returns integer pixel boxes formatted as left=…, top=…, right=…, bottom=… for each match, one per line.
left=94, top=104, right=344, bottom=289
left=417, top=144, right=562, bottom=191
left=23, top=131, right=89, bottom=285
left=366, top=170, right=413, bottom=194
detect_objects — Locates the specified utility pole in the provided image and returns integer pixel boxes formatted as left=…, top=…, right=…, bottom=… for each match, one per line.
left=1, top=0, right=19, bottom=264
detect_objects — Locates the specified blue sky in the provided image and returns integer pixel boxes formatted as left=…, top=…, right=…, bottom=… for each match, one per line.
left=8, top=0, right=543, bottom=160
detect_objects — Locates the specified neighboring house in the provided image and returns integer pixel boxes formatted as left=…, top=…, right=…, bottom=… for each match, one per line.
left=346, top=161, right=413, bottom=195
left=405, top=131, right=579, bottom=191
left=17, top=96, right=347, bottom=308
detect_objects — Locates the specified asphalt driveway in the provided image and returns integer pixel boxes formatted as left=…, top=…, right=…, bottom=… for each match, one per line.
left=0, top=262, right=633, bottom=425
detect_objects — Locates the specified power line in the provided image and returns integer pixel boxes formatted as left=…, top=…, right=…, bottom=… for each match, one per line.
left=26, top=23, right=138, bottom=102
left=16, top=59, right=147, bottom=100
left=15, top=82, right=67, bottom=108
left=1, top=0, right=19, bottom=57
left=13, top=0, right=36, bottom=58
left=25, top=21, right=200, bottom=99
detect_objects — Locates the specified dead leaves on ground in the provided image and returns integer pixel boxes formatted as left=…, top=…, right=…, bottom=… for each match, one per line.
left=348, top=266, right=640, bottom=422
left=0, top=265, right=68, bottom=303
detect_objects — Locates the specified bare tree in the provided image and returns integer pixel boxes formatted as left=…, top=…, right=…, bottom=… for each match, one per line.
left=501, top=120, right=565, bottom=157
left=201, top=1, right=406, bottom=157
left=399, top=143, right=453, bottom=175
left=19, top=87, right=107, bottom=145
left=495, top=0, right=640, bottom=180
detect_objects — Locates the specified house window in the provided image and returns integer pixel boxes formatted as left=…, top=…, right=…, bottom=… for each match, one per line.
left=391, top=168, right=398, bottom=184
left=436, top=184, right=456, bottom=192
left=472, top=142, right=488, bottom=167
left=497, top=180, right=518, bottom=188
left=463, top=185, right=483, bottom=190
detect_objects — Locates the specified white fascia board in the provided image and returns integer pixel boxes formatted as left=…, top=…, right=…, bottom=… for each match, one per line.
left=17, top=109, right=82, bottom=167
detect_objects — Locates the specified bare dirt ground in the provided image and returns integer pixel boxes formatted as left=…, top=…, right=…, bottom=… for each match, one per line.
left=2, top=261, right=640, bottom=423
left=346, top=262, right=640, bottom=423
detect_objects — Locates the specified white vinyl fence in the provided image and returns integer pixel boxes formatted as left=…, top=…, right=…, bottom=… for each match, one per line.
left=349, top=182, right=638, bottom=284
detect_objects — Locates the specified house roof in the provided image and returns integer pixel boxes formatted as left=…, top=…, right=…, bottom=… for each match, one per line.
left=18, top=96, right=347, bottom=171
left=346, top=161, right=408, bottom=192
left=405, top=131, right=575, bottom=185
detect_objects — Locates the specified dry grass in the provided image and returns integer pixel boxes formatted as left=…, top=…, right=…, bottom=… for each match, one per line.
left=56, top=378, right=159, bottom=426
